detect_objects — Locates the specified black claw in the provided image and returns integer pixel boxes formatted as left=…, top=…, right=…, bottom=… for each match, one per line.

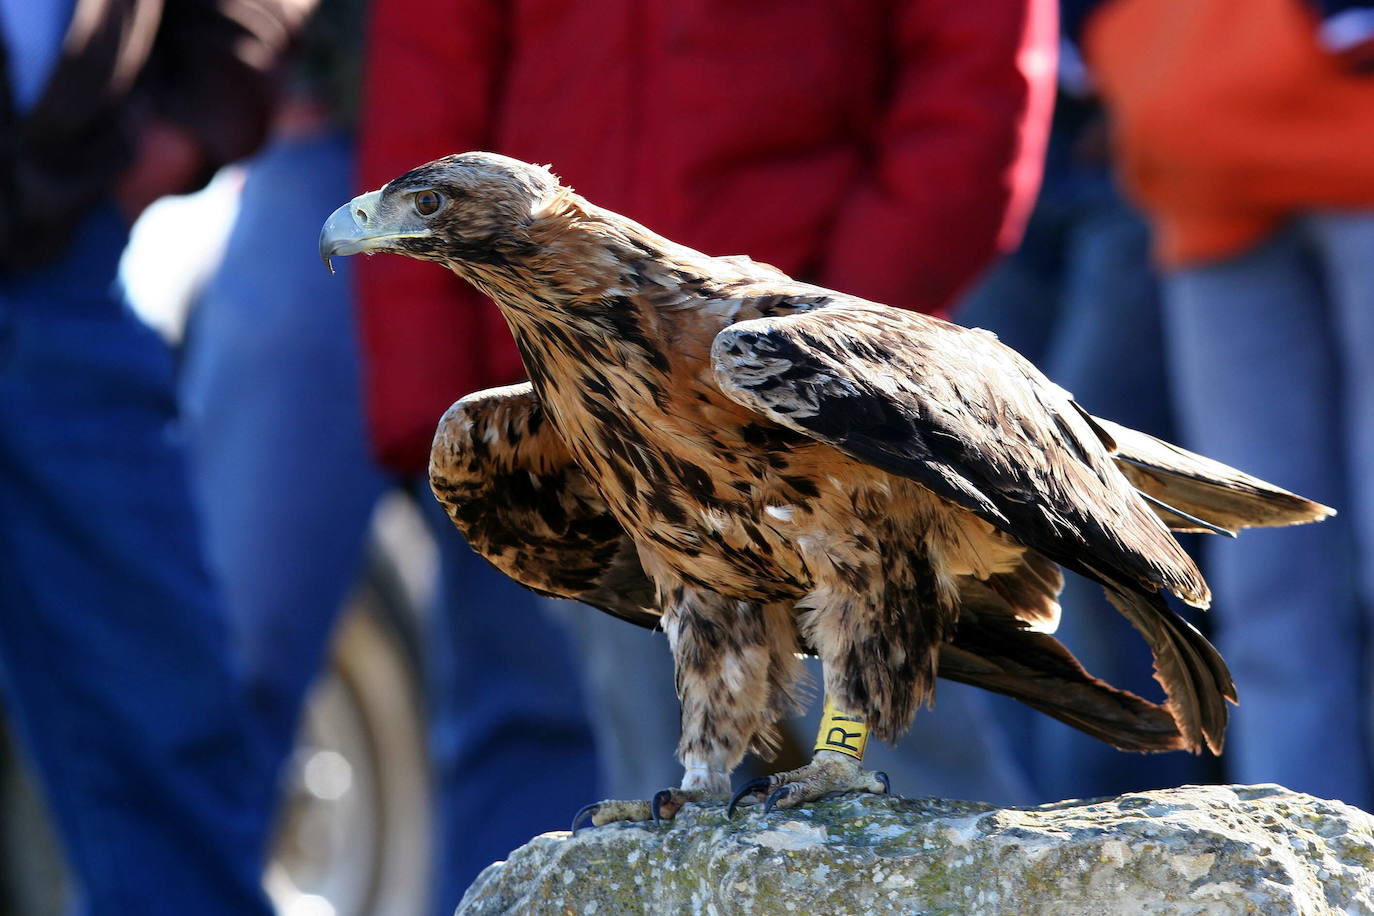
left=651, top=789, right=674, bottom=826
left=728, top=777, right=774, bottom=817
left=570, top=802, right=601, bottom=833
left=763, top=785, right=792, bottom=814
left=875, top=771, right=891, bottom=795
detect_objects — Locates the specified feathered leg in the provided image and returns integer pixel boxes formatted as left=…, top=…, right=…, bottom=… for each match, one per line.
left=572, top=587, right=778, bottom=827
left=729, top=545, right=949, bottom=813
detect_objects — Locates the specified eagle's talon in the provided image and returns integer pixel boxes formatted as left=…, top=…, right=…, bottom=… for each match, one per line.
left=762, top=785, right=792, bottom=814
left=567, top=799, right=654, bottom=830
left=728, top=777, right=774, bottom=816
left=741, top=752, right=890, bottom=812
left=651, top=789, right=673, bottom=826
left=570, top=801, right=601, bottom=833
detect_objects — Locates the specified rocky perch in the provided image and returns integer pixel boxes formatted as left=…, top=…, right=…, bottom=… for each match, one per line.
left=457, top=784, right=1374, bottom=915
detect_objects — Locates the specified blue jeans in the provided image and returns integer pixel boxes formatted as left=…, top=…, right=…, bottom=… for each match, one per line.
left=956, top=162, right=1212, bottom=801
left=180, top=132, right=599, bottom=908
left=0, top=204, right=274, bottom=914
left=182, top=134, right=391, bottom=782
left=1164, top=213, right=1374, bottom=810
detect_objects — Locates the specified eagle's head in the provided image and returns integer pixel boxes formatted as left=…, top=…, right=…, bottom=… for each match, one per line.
left=319, top=151, right=561, bottom=273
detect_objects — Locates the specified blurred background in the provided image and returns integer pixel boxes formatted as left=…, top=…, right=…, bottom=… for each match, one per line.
left=2, top=0, right=1373, bottom=913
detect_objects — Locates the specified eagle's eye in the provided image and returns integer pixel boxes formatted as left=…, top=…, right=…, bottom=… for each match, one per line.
left=413, top=189, right=445, bottom=217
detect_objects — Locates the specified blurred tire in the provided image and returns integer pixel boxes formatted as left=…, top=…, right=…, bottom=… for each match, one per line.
left=0, top=555, right=432, bottom=916
left=266, top=557, right=433, bottom=916
left=0, top=716, right=68, bottom=916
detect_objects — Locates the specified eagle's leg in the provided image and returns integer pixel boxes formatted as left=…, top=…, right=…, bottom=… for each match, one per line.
left=571, top=588, right=780, bottom=829
left=729, top=544, right=950, bottom=814
left=727, top=697, right=890, bottom=814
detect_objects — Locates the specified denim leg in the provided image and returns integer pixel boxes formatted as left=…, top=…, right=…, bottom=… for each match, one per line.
left=1163, top=225, right=1368, bottom=808
left=952, top=197, right=1065, bottom=366
left=559, top=605, right=682, bottom=800
left=1047, top=193, right=1171, bottom=437
left=1032, top=194, right=1215, bottom=799
left=856, top=678, right=1036, bottom=805
left=1310, top=211, right=1374, bottom=797
left=0, top=206, right=274, bottom=915
left=180, top=134, right=389, bottom=783
left=419, top=496, right=598, bottom=908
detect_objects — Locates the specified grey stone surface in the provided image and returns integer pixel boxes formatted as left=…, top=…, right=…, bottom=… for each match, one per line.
left=456, top=784, right=1374, bottom=915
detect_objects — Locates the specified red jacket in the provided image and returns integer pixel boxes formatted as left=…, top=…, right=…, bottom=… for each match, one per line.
left=358, top=0, right=1057, bottom=473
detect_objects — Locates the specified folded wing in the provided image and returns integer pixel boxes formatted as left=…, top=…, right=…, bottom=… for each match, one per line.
left=711, top=301, right=1209, bottom=606
left=430, top=383, right=659, bottom=628
left=711, top=300, right=1234, bottom=753
left=941, top=573, right=1186, bottom=753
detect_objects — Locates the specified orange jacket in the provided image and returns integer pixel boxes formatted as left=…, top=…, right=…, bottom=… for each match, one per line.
left=1084, top=0, right=1374, bottom=266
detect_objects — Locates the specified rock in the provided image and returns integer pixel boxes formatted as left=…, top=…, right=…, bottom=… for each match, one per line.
left=456, top=784, right=1374, bottom=915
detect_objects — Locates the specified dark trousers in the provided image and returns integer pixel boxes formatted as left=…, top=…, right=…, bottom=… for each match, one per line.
left=0, top=204, right=274, bottom=915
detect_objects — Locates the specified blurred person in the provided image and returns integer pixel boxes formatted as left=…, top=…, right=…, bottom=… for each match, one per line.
left=954, top=11, right=1215, bottom=800
left=0, top=1, right=312, bottom=914
left=177, top=1, right=599, bottom=909
left=1079, top=0, right=1374, bottom=808
left=357, top=0, right=1057, bottom=831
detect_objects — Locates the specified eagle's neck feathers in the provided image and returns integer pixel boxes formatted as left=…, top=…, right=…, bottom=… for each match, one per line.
left=447, top=194, right=731, bottom=384
left=441, top=195, right=755, bottom=491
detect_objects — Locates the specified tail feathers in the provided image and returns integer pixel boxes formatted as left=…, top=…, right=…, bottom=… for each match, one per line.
left=1136, top=491, right=1238, bottom=539
left=1099, top=574, right=1236, bottom=755
left=982, top=551, right=1063, bottom=633
left=1092, top=415, right=1335, bottom=533
left=940, top=581, right=1185, bottom=753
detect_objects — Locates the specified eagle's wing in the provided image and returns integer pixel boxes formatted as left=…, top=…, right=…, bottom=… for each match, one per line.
left=711, top=301, right=1205, bottom=603
left=711, top=300, right=1234, bottom=753
left=430, top=383, right=659, bottom=628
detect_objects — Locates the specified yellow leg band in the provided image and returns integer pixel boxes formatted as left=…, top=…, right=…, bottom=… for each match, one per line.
left=813, top=696, right=869, bottom=760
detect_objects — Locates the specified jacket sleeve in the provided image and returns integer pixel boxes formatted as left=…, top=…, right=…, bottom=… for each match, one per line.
left=816, top=0, right=1057, bottom=316
left=147, top=0, right=317, bottom=174
left=356, top=0, right=521, bottom=475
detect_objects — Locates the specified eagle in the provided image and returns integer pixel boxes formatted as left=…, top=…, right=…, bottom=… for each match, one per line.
left=320, top=152, right=1332, bottom=827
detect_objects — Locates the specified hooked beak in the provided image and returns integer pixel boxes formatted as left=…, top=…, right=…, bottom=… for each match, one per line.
left=319, top=190, right=433, bottom=274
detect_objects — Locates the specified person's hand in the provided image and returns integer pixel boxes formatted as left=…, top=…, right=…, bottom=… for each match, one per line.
left=114, top=118, right=207, bottom=223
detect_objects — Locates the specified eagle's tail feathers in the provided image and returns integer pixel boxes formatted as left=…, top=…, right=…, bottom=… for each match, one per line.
left=1100, top=577, right=1235, bottom=755
left=940, top=584, right=1185, bottom=753
left=1093, top=416, right=1335, bottom=532
left=1136, top=490, right=1238, bottom=538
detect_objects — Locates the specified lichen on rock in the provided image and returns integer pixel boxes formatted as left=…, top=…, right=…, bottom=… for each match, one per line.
left=455, top=784, right=1374, bottom=915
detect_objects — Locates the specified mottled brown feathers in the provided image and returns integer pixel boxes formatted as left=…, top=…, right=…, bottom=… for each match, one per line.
left=710, top=307, right=1213, bottom=610
left=388, top=153, right=1329, bottom=770
left=430, top=383, right=657, bottom=628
